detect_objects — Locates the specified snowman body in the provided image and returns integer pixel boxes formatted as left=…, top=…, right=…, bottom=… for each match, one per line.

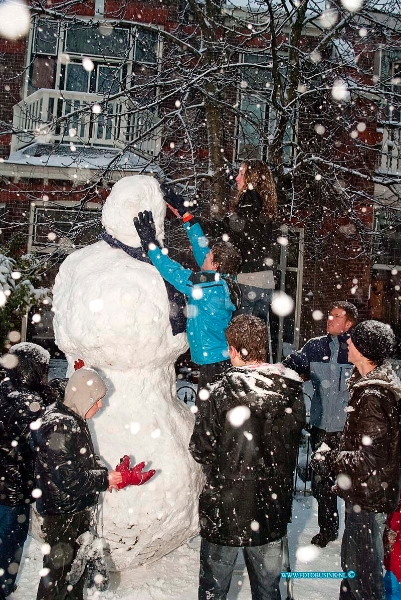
left=52, top=176, right=204, bottom=569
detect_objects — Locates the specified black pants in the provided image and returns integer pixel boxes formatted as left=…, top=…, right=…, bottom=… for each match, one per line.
left=310, top=426, right=342, bottom=536
left=37, top=509, right=91, bottom=600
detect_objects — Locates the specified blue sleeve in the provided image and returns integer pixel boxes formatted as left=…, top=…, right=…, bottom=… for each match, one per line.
left=148, top=246, right=194, bottom=295
left=183, top=221, right=210, bottom=269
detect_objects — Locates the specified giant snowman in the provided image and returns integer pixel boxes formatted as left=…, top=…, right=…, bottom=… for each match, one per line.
left=52, top=175, right=204, bottom=570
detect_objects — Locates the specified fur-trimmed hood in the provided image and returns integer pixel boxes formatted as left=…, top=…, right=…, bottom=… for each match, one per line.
left=347, top=360, right=401, bottom=401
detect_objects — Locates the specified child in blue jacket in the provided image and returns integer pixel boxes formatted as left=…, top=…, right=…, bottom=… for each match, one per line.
left=134, top=193, right=242, bottom=396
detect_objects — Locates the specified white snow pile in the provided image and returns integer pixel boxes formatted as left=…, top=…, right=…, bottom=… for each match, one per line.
left=50, top=175, right=204, bottom=570
left=0, top=253, right=50, bottom=309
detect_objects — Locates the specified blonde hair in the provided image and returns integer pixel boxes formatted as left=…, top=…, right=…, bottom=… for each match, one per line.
left=235, top=160, right=278, bottom=219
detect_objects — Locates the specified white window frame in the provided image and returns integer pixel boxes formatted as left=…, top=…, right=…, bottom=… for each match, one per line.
left=25, top=18, right=162, bottom=99
left=28, top=200, right=102, bottom=254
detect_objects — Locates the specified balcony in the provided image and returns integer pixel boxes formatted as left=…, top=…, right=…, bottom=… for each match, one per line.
left=377, top=123, right=401, bottom=174
left=11, top=89, right=161, bottom=157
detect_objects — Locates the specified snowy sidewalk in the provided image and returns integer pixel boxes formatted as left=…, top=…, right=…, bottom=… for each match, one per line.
left=11, top=493, right=345, bottom=599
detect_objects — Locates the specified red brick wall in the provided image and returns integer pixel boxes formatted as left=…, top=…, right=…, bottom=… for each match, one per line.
left=0, top=38, right=27, bottom=158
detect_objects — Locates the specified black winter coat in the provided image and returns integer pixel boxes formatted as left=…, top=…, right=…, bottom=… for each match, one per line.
left=0, top=345, right=50, bottom=506
left=219, top=190, right=280, bottom=274
left=32, top=402, right=109, bottom=516
left=189, top=364, right=305, bottom=546
left=332, top=361, right=401, bottom=513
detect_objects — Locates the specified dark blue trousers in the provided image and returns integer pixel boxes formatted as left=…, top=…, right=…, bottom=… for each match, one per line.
left=199, top=537, right=283, bottom=600
left=339, top=503, right=386, bottom=600
left=0, top=503, right=30, bottom=598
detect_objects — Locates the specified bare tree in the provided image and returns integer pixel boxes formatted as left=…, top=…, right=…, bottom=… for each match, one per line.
left=1, top=0, right=401, bottom=338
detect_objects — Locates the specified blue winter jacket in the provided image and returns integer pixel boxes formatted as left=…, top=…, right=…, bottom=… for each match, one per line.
left=148, top=220, right=236, bottom=366
left=282, top=332, right=353, bottom=432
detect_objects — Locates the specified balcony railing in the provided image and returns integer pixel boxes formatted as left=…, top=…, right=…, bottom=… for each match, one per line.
left=11, top=89, right=161, bottom=156
left=377, top=123, right=401, bottom=174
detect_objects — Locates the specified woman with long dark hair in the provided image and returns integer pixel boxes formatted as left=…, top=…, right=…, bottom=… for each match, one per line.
left=222, top=160, right=279, bottom=353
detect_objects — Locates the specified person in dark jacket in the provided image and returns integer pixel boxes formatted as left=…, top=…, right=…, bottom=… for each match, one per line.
left=0, top=342, right=50, bottom=599
left=283, top=300, right=357, bottom=548
left=311, top=320, right=401, bottom=600
left=189, top=314, right=305, bottom=600
left=33, top=367, right=155, bottom=600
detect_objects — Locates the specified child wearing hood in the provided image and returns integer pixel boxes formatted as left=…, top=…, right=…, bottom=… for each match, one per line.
left=33, top=367, right=155, bottom=600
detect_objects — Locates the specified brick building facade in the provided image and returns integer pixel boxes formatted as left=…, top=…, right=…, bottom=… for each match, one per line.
left=0, top=0, right=399, bottom=357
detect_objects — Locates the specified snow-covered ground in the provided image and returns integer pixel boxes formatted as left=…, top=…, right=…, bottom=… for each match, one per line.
left=10, top=491, right=345, bottom=599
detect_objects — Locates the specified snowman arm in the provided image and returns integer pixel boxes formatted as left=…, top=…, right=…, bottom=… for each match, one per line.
left=148, top=246, right=194, bottom=295
left=183, top=220, right=210, bottom=269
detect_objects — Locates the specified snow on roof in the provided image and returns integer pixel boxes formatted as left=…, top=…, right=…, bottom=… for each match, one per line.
left=3, top=143, right=163, bottom=176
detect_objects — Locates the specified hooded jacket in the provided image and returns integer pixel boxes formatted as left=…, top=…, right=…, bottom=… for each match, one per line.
left=218, top=190, right=280, bottom=275
left=148, top=220, right=238, bottom=365
left=32, top=369, right=109, bottom=516
left=0, top=343, right=50, bottom=506
left=332, top=361, right=401, bottom=513
left=189, top=363, right=305, bottom=546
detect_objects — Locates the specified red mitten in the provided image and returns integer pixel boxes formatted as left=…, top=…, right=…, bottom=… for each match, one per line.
left=116, top=455, right=130, bottom=473
left=115, top=455, right=131, bottom=489
left=74, top=358, right=85, bottom=370
left=129, top=462, right=156, bottom=486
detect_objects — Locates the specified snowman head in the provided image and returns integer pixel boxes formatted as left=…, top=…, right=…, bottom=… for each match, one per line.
left=102, top=175, right=166, bottom=247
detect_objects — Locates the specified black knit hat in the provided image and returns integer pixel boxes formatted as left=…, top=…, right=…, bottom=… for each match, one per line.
left=350, top=320, right=395, bottom=363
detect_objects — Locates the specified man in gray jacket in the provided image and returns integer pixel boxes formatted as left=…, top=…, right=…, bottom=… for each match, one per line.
left=283, top=301, right=357, bottom=547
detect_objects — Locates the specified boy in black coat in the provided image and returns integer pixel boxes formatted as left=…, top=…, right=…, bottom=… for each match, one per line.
left=33, top=367, right=155, bottom=599
left=189, top=315, right=305, bottom=600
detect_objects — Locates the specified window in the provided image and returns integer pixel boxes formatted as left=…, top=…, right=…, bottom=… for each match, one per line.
left=373, top=207, right=401, bottom=267
left=0, top=203, right=6, bottom=240
left=33, top=20, right=59, bottom=55
left=237, top=54, right=271, bottom=160
left=378, top=50, right=401, bottom=124
left=237, top=54, right=294, bottom=163
left=331, top=39, right=357, bottom=67
left=29, top=202, right=102, bottom=252
left=28, top=18, right=160, bottom=96
left=65, top=23, right=130, bottom=58
left=389, top=62, right=401, bottom=123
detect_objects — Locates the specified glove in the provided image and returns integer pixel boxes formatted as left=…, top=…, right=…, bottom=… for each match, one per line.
left=160, top=183, right=197, bottom=223
left=310, top=444, right=333, bottom=478
left=116, top=455, right=130, bottom=475
left=133, top=210, right=159, bottom=250
left=115, top=456, right=156, bottom=489
left=129, top=461, right=156, bottom=486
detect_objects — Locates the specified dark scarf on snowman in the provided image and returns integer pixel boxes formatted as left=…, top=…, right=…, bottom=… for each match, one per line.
left=101, top=232, right=187, bottom=336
